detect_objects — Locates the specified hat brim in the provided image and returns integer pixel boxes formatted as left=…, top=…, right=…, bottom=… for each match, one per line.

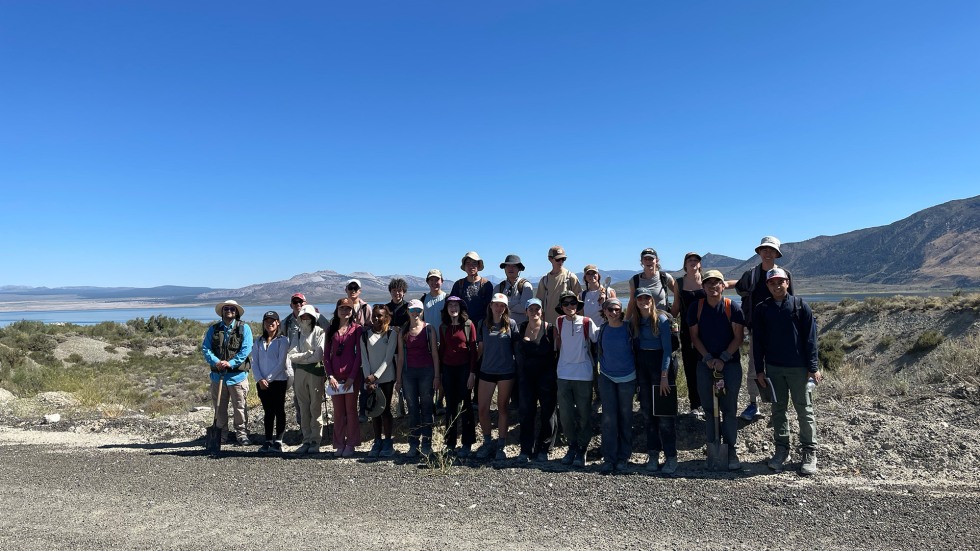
left=555, top=299, right=583, bottom=315
left=500, top=262, right=526, bottom=271
left=215, top=303, right=244, bottom=317
left=461, top=257, right=485, bottom=271
left=365, top=387, right=386, bottom=418
left=755, top=245, right=783, bottom=258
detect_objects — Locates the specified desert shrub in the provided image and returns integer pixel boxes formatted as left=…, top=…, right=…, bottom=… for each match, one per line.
left=104, top=345, right=117, bottom=353
left=859, top=297, right=888, bottom=314
left=818, top=330, right=845, bottom=371
left=843, top=333, right=864, bottom=351
left=908, top=330, right=944, bottom=353
left=878, top=335, right=895, bottom=349
left=66, top=353, right=84, bottom=364
left=934, top=332, right=980, bottom=384
left=838, top=297, right=857, bottom=309
left=26, top=333, right=56, bottom=354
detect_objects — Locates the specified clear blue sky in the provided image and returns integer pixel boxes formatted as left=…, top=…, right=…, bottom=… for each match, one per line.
left=2, top=1, right=978, bottom=288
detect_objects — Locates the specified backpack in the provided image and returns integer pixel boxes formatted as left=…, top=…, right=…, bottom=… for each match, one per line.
left=697, top=297, right=733, bottom=324
left=497, top=278, right=530, bottom=298
left=631, top=272, right=673, bottom=307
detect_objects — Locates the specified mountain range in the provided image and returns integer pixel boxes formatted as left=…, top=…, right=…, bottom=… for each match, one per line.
left=3, top=195, right=977, bottom=307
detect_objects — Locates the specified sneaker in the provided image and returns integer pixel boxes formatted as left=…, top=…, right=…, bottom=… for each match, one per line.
left=271, top=441, right=283, bottom=453
left=740, top=402, right=759, bottom=421
left=616, top=461, right=629, bottom=472
left=645, top=452, right=661, bottom=472
left=295, top=443, right=310, bottom=454
left=308, top=443, right=320, bottom=455
left=494, top=447, right=507, bottom=461
left=258, top=442, right=273, bottom=453
left=799, top=449, right=818, bottom=476
left=561, top=447, right=577, bottom=466
left=534, top=451, right=549, bottom=463
left=515, top=453, right=529, bottom=463
left=572, top=450, right=586, bottom=468
left=728, top=451, right=742, bottom=470
left=236, top=435, right=250, bottom=447
left=661, top=457, right=678, bottom=475
left=379, top=439, right=394, bottom=458
left=599, top=462, right=615, bottom=474
left=768, top=446, right=790, bottom=472
left=368, top=439, right=383, bottom=458
left=406, top=445, right=419, bottom=459
left=475, top=437, right=496, bottom=459
left=457, top=446, right=471, bottom=459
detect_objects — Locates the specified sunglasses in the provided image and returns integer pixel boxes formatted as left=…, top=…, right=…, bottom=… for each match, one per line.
left=553, top=257, right=566, bottom=263
left=291, top=299, right=305, bottom=305
left=560, top=300, right=578, bottom=307
left=605, top=307, right=622, bottom=313
left=346, top=286, right=359, bottom=292
left=408, top=308, right=423, bottom=314
left=222, top=306, right=238, bottom=312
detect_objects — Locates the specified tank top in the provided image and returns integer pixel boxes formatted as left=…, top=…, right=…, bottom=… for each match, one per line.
left=404, top=324, right=433, bottom=369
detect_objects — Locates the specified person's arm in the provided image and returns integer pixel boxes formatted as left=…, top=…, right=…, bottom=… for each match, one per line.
left=803, top=302, right=820, bottom=376
left=734, top=269, right=753, bottom=298
left=752, top=303, right=767, bottom=378
left=266, top=337, right=289, bottom=382
left=394, top=329, right=404, bottom=392
left=535, top=275, right=546, bottom=301
left=587, top=316, right=599, bottom=343
left=429, top=325, right=441, bottom=391
left=250, top=338, right=265, bottom=381
left=658, top=316, right=672, bottom=372
left=375, top=331, right=397, bottom=381
left=343, top=327, right=364, bottom=390
left=606, top=287, right=617, bottom=299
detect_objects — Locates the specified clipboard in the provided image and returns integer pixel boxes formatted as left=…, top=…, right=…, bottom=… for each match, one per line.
left=754, top=377, right=777, bottom=403
left=326, top=383, right=355, bottom=397
left=653, top=384, right=677, bottom=416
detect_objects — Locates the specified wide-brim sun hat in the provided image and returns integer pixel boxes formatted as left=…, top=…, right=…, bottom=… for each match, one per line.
left=365, top=386, right=386, bottom=418
left=460, top=251, right=485, bottom=272
left=215, top=300, right=244, bottom=317
left=500, top=254, right=525, bottom=271
left=554, top=290, right=584, bottom=314
left=755, top=236, right=783, bottom=258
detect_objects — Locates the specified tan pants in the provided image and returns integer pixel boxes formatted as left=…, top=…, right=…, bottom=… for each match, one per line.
left=294, top=369, right=325, bottom=445
left=210, top=379, right=249, bottom=439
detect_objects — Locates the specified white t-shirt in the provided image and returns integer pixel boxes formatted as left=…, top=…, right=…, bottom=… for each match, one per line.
left=556, top=315, right=598, bottom=381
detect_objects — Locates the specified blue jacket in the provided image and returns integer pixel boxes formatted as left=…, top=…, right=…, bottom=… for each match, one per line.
left=202, top=320, right=253, bottom=385
left=752, top=295, right=818, bottom=373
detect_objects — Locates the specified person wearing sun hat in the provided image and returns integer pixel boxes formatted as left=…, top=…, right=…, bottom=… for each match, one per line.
left=497, top=254, right=534, bottom=325
left=535, top=245, right=582, bottom=325
left=554, top=289, right=598, bottom=468
left=202, top=300, right=254, bottom=446
left=735, top=236, right=796, bottom=421
left=449, top=251, right=494, bottom=325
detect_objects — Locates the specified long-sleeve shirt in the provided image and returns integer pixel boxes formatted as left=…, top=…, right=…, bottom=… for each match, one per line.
left=325, top=324, right=364, bottom=382
left=202, top=320, right=253, bottom=385
left=288, top=326, right=326, bottom=376
left=361, top=328, right=398, bottom=383
left=752, top=295, right=819, bottom=373
left=637, top=314, right=673, bottom=372
left=439, top=322, right=478, bottom=373
left=251, top=335, right=290, bottom=382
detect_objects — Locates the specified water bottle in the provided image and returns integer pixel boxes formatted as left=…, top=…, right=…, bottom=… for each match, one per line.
left=806, top=376, right=816, bottom=393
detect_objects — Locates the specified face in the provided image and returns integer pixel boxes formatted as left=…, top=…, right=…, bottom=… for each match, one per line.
left=464, top=258, right=480, bottom=276
left=560, top=297, right=578, bottom=314
left=408, top=307, right=422, bottom=319
left=702, top=278, right=724, bottom=298
left=585, top=271, right=598, bottom=284
left=300, top=314, right=315, bottom=324
left=447, top=301, right=461, bottom=317
left=290, top=297, right=305, bottom=314
left=641, top=255, right=658, bottom=270
left=491, top=302, right=507, bottom=317
left=767, top=278, right=789, bottom=299
left=504, top=265, right=520, bottom=280
left=427, top=276, right=442, bottom=293
left=758, top=247, right=778, bottom=263
left=635, top=295, right=652, bottom=311
left=550, top=256, right=566, bottom=269
left=346, top=285, right=360, bottom=300
left=371, top=309, right=388, bottom=329
left=390, top=288, right=405, bottom=303
left=527, top=304, right=542, bottom=320
left=263, top=318, right=279, bottom=332
left=604, top=304, right=622, bottom=320
left=338, top=305, right=353, bottom=320
left=685, top=256, right=701, bottom=273
left=221, top=305, right=238, bottom=321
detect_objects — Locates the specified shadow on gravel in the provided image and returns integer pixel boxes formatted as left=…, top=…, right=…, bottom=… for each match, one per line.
left=99, top=438, right=204, bottom=451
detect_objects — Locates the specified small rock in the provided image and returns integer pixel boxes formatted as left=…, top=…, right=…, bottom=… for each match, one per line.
left=192, top=406, right=211, bottom=412
left=44, top=413, right=61, bottom=424
left=0, top=388, right=15, bottom=403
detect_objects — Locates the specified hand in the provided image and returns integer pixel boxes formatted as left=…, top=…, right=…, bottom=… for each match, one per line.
left=258, top=379, right=270, bottom=390
left=467, top=373, right=476, bottom=390
left=709, top=358, right=724, bottom=371
left=433, top=377, right=442, bottom=392
left=756, top=374, right=767, bottom=388
left=216, top=360, right=230, bottom=371
left=811, top=370, right=823, bottom=384
left=658, top=376, right=670, bottom=396
left=394, top=380, right=402, bottom=393
left=343, top=380, right=353, bottom=392
left=328, top=377, right=340, bottom=391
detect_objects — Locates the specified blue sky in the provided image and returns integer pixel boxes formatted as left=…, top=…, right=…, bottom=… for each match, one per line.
left=2, top=1, right=978, bottom=288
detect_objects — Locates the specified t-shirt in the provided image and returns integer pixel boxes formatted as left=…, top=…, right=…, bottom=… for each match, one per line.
left=687, top=299, right=745, bottom=359
left=450, top=278, right=494, bottom=324
left=556, top=315, right=598, bottom=381
left=598, top=323, right=635, bottom=381
left=581, top=288, right=606, bottom=324
left=478, top=319, right=517, bottom=375
left=421, top=292, right=447, bottom=333
left=634, top=272, right=673, bottom=309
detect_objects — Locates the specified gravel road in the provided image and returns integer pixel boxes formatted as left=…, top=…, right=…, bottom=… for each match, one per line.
left=1, top=429, right=976, bottom=551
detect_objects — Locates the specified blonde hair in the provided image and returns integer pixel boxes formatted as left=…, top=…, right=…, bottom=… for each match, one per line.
left=627, top=298, right=665, bottom=336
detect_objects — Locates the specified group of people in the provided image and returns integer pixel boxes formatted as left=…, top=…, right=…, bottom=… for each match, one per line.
left=202, top=237, right=821, bottom=475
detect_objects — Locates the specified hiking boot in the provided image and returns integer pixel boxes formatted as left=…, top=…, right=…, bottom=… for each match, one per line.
left=561, top=447, right=577, bottom=466
left=645, top=451, right=661, bottom=472
left=271, top=441, right=283, bottom=453
left=728, top=451, right=742, bottom=471
left=308, top=443, right=321, bottom=455
left=258, top=442, right=273, bottom=453
left=689, top=407, right=704, bottom=419
left=494, top=447, right=507, bottom=461
left=572, top=450, right=586, bottom=468
left=534, top=451, right=549, bottom=463
left=616, top=461, right=629, bottom=472
left=661, top=457, right=678, bottom=475
left=800, top=449, right=818, bottom=476
left=457, top=446, right=471, bottom=459
left=368, top=439, right=383, bottom=458
left=739, top=402, right=759, bottom=421
left=379, top=439, right=394, bottom=458
left=768, top=446, right=790, bottom=472
left=295, top=443, right=310, bottom=455
left=406, top=444, right=419, bottom=459
left=341, top=445, right=355, bottom=458
left=236, top=435, right=251, bottom=447
left=599, top=462, right=615, bottom=474
left=475, top=436, right=496, bottom=459
left=515, top=453, right=530, bottom=463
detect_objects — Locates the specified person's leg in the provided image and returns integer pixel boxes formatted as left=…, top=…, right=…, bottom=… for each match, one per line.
left=767, top=363, right=792, bottom=449
left=270, top=380, right=288, bottom=441
left=331, top=394, right=346, bottom=450
left=537, top=367, right=558, bottom=455
left=402, top=369, right=422, bottom=450
left=459, top=374, right=476, bottom=450
left=556, top=378, right=578, bottom=457
left=598, top=374, right=617, bottom=463
left=230, top=380, right=248, bottom=440
left=310, top=376, right=325, bottom=446
left=496, top=378, right=513, bottom=439
left=378, top=381, right=394, bottom=440
left=720, top=360, right=743, bottom=448
left=209, top=380, right=228, bottom=433
left=660, top=363, right=678, bottom=459
left=617, top=379, right=637, bottom=463
left=785, top=366, right=817, bottom=450
left=442, top=367, right=461, bottom=449
left=293, top=371, right=311, bottom=443
left=636, top=350, right=658, bottom=455
left=696, top=361, right=715, bottom=445
left=741, top=333, right=760, bottom=420
left=572, top=380, right=593, bottom=453
left=518, top=367, right=536, bottom=456
left=680, top=330, right=701, bottom=411
left=477, top=379, right=496, bottom=437
left=419, top=367, right=434, bottom=448
left=344, top=389, right=360, bottom=449
left=257, top=384, right=275, bottom=441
